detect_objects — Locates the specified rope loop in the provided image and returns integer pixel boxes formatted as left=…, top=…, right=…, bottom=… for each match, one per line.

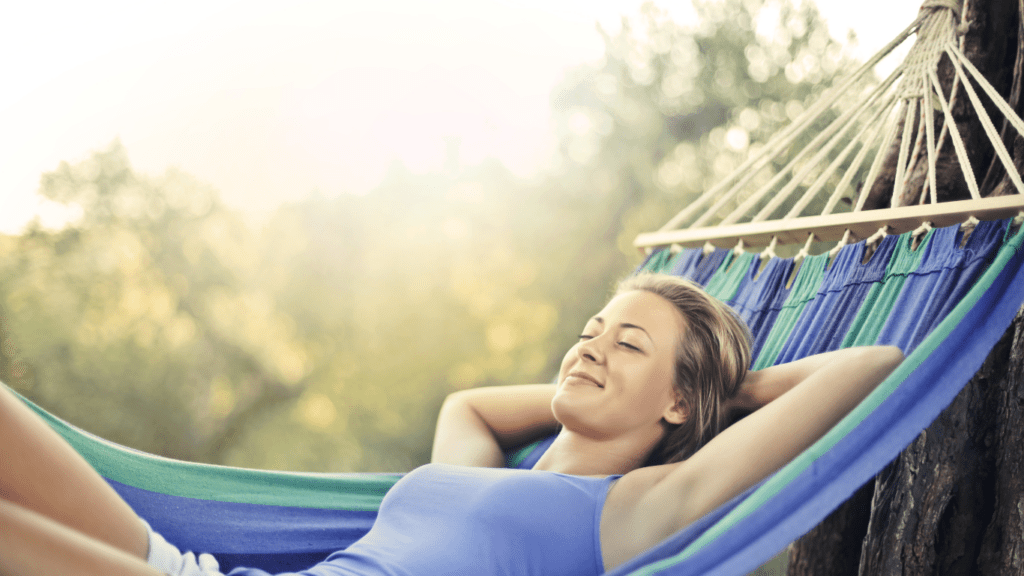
left=732, top=238, right=746, bottom=257
left=912, top=221, right=934, bottom=238
left=759, top=236, right=778, bottom=263
left=866, top=226, right=889, bottom=246
left=828, top=229, right=853, bottom=261
left=793, top=233, right=816, bottom=266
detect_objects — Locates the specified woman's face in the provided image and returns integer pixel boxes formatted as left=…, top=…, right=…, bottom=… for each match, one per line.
left=553, top=290, right=686, bottom=444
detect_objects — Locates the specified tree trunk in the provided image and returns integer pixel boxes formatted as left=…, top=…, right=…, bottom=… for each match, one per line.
left=857, top=314, right=1020, bottom=575
left=788, top=307, right=1024, bottom=576
left=788, top=0, right=1024, bottom=573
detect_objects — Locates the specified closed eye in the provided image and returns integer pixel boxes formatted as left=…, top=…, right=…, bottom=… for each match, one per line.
left=619, top=341, right=642, bottom=351
left=578, top=334, right=595, bottom=341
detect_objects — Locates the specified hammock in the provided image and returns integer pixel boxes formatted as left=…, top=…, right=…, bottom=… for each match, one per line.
left=8, top=0, right=1024, bottom=574
left=9, top=216, right=1023, bottom=575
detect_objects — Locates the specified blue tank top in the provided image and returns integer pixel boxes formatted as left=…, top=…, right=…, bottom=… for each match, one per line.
left=227, top=463, right=619, bottom=576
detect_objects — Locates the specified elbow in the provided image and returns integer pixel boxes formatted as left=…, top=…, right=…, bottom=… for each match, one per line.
left=441, top=389, right=468, bottom=406
left=879, top=345, right=905, bottom=368
left=436, top=390, right=472, bottom=426
left=442, top=388, right=480, bottom=410
left=859, top=345, right=903, bottom=382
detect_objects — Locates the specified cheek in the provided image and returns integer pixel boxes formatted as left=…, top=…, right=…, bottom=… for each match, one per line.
left=633, top=362, right=678, bottom=410
left=557, top=345, right=577, bottom=382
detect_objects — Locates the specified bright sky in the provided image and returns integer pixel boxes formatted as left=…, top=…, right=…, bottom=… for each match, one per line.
left=0, top=0, right=921, bottom=233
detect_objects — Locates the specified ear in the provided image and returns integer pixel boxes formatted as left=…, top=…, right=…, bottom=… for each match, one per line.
left=662, top=398, right=687, bottom=426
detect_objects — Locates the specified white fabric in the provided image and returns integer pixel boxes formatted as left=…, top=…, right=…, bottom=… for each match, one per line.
left=144, top=521, right=224, bottom=576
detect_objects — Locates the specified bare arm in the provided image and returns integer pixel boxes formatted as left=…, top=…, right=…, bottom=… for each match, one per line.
left=634, top=346, right=904, bottom=548
left=431, top=384, right=559, bottom=467
left=724, top=348, right=876, bottom=415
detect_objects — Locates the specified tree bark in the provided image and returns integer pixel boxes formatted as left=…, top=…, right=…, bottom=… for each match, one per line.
left=858, top=315, right=1016, bottom=575
left=787, top=483, right=873, bottom=576
left=976, top=313, right=1024, bottom=573
left=789, top=0, right=1024, bottom=573
left=789, top=308, right=1024, bottom=576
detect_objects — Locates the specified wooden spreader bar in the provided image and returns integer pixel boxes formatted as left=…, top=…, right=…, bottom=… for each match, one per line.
left=634, top=195, right=1024, bottom=250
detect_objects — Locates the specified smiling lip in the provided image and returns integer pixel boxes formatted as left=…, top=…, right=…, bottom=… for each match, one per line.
left=567, top=371, right=604, bottom=388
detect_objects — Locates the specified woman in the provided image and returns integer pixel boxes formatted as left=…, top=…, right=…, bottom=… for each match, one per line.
left=0, top=274, right=903, bottom=575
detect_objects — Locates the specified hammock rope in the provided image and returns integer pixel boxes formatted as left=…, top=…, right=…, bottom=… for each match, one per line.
left=656, top=13, right=925, bottom=233
left=637, top=0, right=1024, bottom=252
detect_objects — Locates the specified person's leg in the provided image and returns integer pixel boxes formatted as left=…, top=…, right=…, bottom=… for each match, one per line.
left=0, top=498, right=163, bottom=576
left=0, top=384, right=149, bottom=559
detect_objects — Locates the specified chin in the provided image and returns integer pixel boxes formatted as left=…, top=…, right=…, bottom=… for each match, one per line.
left=551, top=391, right=609, bottom=437
left=551, top=388, right=585, bottom=422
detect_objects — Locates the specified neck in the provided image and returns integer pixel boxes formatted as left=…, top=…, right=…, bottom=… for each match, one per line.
left=531, top=428, right=657, bottom=477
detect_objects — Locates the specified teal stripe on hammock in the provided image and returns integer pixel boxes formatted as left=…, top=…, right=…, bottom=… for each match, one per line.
left=842, top=230, right=932, bottom=348
left=751, top=253, right=829, bottom=370
left=627, top=223, right=1024, bottom=574
left=705, top=252, right=758, bottom=302
left=641, top=248, right=674, bottom=273
left=14, top=391, right=398, bottom=511
left=506, top=438, right=544, bottom=468
left=663, top=248, right=700, bottom=275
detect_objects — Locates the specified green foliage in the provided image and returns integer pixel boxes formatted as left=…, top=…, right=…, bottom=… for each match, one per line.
left=550, top=0, right=858, bottom=255
left=0, top=141, right=308, bottom=463
left=0, top=0, right=853, bottom=472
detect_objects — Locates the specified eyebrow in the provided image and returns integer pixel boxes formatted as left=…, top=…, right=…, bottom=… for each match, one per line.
left=589, top=317, right=654, bottom=342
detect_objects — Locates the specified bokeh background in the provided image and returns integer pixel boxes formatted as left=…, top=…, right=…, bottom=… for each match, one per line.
left=0, top=0, right=918, bottom=473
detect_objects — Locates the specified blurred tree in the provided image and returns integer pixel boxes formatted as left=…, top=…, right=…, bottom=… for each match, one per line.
left=0, top=141, right=310, bottom=463
left=234, top=159, right=572, bottom=472
left=547, top=0, right=857, bottom=259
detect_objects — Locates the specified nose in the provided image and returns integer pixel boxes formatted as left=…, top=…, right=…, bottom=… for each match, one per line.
left=577, top=336, right=605, bottom=364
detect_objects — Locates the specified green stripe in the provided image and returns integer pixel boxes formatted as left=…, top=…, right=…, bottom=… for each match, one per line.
left=705, top=251, right=757, bottom=302
left=752, top=253, right=829, bottom=370
left=14, top=390, right=397, bottom=511
left=842, top=231, right=931, bottom=348
left=505, top=438, right=544, bottom=468
left=640, top=249, right=673, bottom=274
left=629, top=225, right=1023, bottom=575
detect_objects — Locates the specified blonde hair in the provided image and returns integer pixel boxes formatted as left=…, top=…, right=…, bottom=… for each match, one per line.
left=615, top=274, right=751, bottom=464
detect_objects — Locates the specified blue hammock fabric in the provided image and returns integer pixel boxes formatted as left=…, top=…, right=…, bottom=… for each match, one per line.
left=116, top=479, right=380, bottom=572
left=771, top=236, right=896, bottom=364
left=727, top=256, right=794, bottom=360
left=669, top=247, right=731, bottom=286
left=10, top=394, right=400, bottom=573
left=12, top=219, right=1024, bottom=575
left=876, top=219, right=1006, bottom=351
